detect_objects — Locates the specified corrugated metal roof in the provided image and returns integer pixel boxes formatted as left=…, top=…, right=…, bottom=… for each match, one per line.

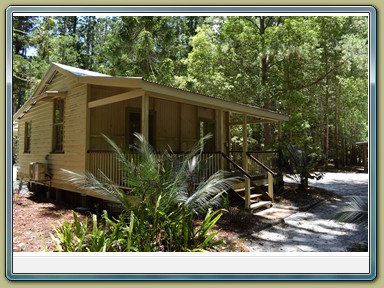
left=56, top=64, right=283, bottom=117
left=56, top=63, right=282, bottom=115
left=141, top=78, right=285, bottom=117
left=14, top=63, right=289, bottom=121
left=53, top=62, right=112, bottom=77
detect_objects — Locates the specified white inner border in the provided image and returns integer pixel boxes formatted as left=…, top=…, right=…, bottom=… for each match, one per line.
left=14, top=252, right=370, bottom=274
left=9, top=7, right=374, bottom=279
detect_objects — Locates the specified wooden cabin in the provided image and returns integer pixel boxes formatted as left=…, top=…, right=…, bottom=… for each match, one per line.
left=13, top=63, right=289, bottom=210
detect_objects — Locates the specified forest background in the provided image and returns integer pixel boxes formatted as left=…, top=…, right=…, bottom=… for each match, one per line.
left=12, top=15, right=369, bottom=168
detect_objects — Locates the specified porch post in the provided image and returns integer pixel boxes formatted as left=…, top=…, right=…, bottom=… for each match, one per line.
left=141, top=94, right=149, bottom=141
left=85, top=84, right=91, bottom=171
left=267, top=172, right=274, bottom=201
left=242, top=113, right=251, bottom=209
left=242, top=114, right=248, bottom=169
left=218, top=110, right=225, bottom=171
left=278, top=121, right=282, bottom=142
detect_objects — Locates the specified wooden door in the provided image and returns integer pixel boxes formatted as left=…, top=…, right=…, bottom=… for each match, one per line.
left=199, top=119, right=216, bottom=152
left=126, top=110, right=155, bottom=149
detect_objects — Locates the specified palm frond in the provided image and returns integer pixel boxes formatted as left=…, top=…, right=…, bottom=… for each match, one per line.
left=60, top=169, right=132, bottom=211
left=335, top=196, right=368, bottom=227
left=183, top=171, right=237, bottom=215
left=63, top=133, right=234, bottom=217
left=161, top=134, right=212, bottom=206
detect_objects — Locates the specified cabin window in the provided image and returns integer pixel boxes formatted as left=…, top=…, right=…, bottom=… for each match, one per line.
left=52, top=98, right=64, bottom=152
left=24, top=121, right=31, bottom=153
left=199, top=119, right=216, bottom=152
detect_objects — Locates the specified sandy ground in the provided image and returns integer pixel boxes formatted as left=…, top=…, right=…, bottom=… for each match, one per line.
left=244, top=172, right=369, bottom=252
left=12, top=166, right=88, bottom=252
left=12, top=164, right=369, bottom=252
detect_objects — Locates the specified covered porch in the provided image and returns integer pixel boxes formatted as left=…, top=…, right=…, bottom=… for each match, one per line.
left=85, top=81, right=288, bottom=209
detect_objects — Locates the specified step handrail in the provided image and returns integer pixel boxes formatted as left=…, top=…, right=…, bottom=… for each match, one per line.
left=246, top=152, right=278, bottom=177
left=220, top=152, right=252, bottom=180
left=246, top=152, right=275, bottom=202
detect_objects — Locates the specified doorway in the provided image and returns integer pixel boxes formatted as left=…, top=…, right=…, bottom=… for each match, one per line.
left=126, top=109, right=155, bottom=149
left=199, top=119, right=216, bottom=152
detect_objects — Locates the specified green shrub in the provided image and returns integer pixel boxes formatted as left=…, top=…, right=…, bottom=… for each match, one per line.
left=277, top=143, right=324, bottom=187
left=57, top=134, right=236, bottom=252
left=51, top=207, right=224, bottom=252
left=50, top=212, right=88, bottom=252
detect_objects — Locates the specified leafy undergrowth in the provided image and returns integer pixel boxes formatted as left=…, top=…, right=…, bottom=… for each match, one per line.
left=13, top=182, right=335, bottom=252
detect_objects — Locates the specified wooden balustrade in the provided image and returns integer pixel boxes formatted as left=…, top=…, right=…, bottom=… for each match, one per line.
left=86, top=151, right=125, bottom=187
left=87, top=151, right=222, bottom=188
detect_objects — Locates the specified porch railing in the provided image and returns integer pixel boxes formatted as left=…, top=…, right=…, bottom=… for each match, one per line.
left=87, top=151, right=222, bottom=188
left=87, top=151, right=125, bottom=187
left=196, top=152, right=222, bottom=182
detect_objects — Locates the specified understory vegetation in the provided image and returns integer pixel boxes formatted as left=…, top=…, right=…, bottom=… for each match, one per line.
left=54, top=134, right=237, bottom=252
left=277, top=143, right=324, bottom=187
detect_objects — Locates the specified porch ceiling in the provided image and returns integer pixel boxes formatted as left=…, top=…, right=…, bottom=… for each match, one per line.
left=88, top=89, right=144, bottom=108
left=142, top=81, right=289, bottom=122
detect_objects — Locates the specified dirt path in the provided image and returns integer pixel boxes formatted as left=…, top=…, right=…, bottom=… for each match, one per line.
left=12, top=167, right=367, bottom=253
left=243, top=172, right=369, bottom=252
left=12, top=170, right=88, bottom=252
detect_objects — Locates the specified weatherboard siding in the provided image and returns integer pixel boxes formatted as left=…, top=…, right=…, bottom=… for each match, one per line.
left=17, top=101, right=53, bottom=179
left=48, top=83, right=87, bottom=189
left=88, top=94, right=217, bottom=152
left=17, top=72, right=88, bottom=194
left=89, top=85, right=144, bottom=150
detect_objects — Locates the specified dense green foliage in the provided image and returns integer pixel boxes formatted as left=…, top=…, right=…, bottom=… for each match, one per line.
left=50, top=208, right=223, bottom=252
left=57, top=134, right=235, bottom=252
left=13, top=16, right=369, bottom=167
left=277, top=143, right=324, bottom=187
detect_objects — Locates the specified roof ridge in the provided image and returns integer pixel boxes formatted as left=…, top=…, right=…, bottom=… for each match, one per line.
left=52, top=62, right=111, bottom=77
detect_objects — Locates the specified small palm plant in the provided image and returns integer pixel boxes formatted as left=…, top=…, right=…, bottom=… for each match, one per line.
left=334, top=196, right=368, bottom=252
left=335, top=196, right=368, bottom=227
left=60, top=133, right=237, bottom=252
left=277, top=143, right=324, bottom=188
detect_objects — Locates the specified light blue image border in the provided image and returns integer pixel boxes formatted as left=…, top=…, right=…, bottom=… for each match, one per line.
left=5, top=5, right=377, bottom=281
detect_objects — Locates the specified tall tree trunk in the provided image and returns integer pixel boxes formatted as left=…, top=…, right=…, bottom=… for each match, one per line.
left=334, top=100, right=339, bottom=168
left=324, top=48, right=330, bottom=169
left=60, top=18, right=68, bottom=64
left=262, top=58, right=271, bottom=146
left=259, top=16, right=272, bottom=147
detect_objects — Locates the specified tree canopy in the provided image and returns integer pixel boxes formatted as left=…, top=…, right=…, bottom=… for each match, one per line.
left=12, top=15, right=369, bottom=168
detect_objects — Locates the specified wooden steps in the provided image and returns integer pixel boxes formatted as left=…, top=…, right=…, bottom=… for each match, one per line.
left=250, top=193, right=263, bottom=199
left=234, top=189, right=263, bottom=199
left=230, top=180, right=273, bottom=211
left=250, top=200, right=272, bottom=210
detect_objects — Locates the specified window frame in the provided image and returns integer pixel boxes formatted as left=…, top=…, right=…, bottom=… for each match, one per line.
left=52, top=98, right=65, bottom=153
left=24, top=120, right=31, bottom=153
